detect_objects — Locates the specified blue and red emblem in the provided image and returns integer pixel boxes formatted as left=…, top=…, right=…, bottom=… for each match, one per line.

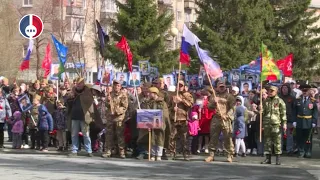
left=19, top=14, right=43, bottom=39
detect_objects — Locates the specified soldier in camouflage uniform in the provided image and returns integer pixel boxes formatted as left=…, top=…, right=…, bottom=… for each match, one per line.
left=30, top=94, right=41, bottom=149
left=170, top=80, right=194, bottom=160
left=261, top=86, right=287, bottom=165
left=102, top=80, right=128, bottom=158
left=205, top=82, right=235, bottom=163
left=293, top=84, right=318, bottom=158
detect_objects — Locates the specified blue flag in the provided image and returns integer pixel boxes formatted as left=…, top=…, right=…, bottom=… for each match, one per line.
left=51, top=34, right=68, bottom=78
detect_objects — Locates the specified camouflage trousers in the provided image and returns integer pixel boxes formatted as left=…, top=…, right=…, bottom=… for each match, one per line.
left=105, top=120, right=125, bottom=154
left=208, top=118, right=234, bottom=155
left=263, top=125, right=282, bottom=155
left=169, top=121, right=190, bottom=155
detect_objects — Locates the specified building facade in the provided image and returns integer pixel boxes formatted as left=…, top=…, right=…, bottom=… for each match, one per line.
left=13, top=0, right=197, bottom=82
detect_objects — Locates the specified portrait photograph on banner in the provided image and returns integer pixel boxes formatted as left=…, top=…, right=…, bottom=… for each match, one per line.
left=163, top=74, right=175, bottom=89
left=174, top=70, right=187, bottom=83
left=128, top=71, right=141, bottom=87
left=245, top=74, right=258, bottom=86
left=188, top=75, right=200, bottom=90
left=18, top=94, right=33, bottom=112
left=101, top=65, right=114, bottom=85
left=139, top=61, right=150, bottom=75
left=240, top=80, right=252, bottom=96
left=132, top=65, right=140, bottom=72
left=230, top=69, right=240, bottom=83
left=136, top=109, right=163, bottom=129
left=149, top=67, right=158, bottom=78
left=50, top=64, right=60, bottom=80
left=116, top=72, right=128, bottom=87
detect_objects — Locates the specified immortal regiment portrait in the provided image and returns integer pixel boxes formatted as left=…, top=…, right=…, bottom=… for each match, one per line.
left=5, top=11, right=320, bottom=180
left=139, top=60, right=150, bottom=76
left=116, top=72, right=128, bottom=87
left=101, top=65, right=114, bottom=85
left=128, top=71, right=141, bottom=87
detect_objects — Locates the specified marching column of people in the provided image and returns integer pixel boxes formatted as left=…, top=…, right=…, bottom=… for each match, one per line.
left=0, top=76, right=318, bottom=165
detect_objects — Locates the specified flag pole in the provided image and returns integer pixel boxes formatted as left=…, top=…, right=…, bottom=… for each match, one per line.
left=173, top=62, right=182, bottom=123
left=204, top=70, right=226, bottom=128
left=259, top=80, right=263, bottom=143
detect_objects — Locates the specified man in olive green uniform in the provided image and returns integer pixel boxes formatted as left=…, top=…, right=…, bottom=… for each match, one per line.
left=103, top=80, right=128, bottom=158
left=170, top=80, right=194, bottom=160
left=205, top=82, right=235, bottom=163
left=153, top=78, right=171, bottom=160
left=293, top=84, right=318, bottom=158
left=147, top=87, right=170, bottom=161
left=261, top=86, right=287, bottom=165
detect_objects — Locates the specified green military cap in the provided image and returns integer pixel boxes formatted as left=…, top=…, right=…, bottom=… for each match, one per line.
left=113, top=80, right=120, bottom=85
left=269, top=85, right=278, bottom=91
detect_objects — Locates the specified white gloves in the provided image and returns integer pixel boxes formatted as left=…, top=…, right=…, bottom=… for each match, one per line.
left=312, top=123, right=316, bottom=128
left=293, top=122, right=297, bottom=128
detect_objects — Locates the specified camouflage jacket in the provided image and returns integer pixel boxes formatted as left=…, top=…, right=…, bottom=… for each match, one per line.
left=171, top=91, right=194, bottom=121
left=262, top=95, right=287, bottom=126
left=208, top=91, right=235, bottom=120
left=107, top=91, right=128, bottom=122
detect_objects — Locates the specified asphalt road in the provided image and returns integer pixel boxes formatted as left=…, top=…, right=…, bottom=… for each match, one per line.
left=0, top=152, right=317, bottom=180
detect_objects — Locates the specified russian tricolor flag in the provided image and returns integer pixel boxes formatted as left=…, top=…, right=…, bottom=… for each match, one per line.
left=179, top=24, right=201, bottom=66
left=20, top=39, right=33, bottom=71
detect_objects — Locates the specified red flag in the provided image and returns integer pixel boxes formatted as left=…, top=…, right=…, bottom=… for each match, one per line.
left=41, top=42, right=52, bottom=78
left=276, top=53, right=293, bottom=77
left=116, top=36, right=133, bottom=72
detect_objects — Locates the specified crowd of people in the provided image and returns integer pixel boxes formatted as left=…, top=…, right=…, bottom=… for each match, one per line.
left=0, top=75, right=318, bottom=165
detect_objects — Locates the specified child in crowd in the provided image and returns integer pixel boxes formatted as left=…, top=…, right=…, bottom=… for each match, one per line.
left=34, top=97, right=53, bottom=152
left=30, top=95, right=41, bottom=150
left=9, top=111, right=24, bottom=149
left=197, top=89, right=215, bottom=154
left=234, top=96, right=247, bottom=157
left=53, top=100, right=67, bottom=151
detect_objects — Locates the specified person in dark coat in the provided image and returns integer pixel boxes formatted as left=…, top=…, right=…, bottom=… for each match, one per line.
left=293, top=84, right=318, bottom=158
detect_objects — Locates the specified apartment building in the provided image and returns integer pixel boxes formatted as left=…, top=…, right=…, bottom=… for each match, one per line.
left=14, top=0, right=196, bottom=82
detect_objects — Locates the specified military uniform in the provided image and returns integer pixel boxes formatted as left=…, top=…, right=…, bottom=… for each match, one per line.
left=169, top=81, right=194, bottom=160
left=261, top=86, right=286, bottom=165
left=205, top=83, right=235, bottom=163
left=104, top=81, right=128, bottom=158
left=293, top=84, right=318, bottom=158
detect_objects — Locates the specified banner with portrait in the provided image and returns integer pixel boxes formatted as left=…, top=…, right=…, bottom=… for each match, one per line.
left=116, top=72, right=128, bottom=87
left=100, top=65, right=114, bottom=86
left=240, top=80, right=252, bottom=97
left=128, top=71, right=141, bottom=87
left=137, top=109, right=163, bottom=129
left=50, top=63, right=60, bottom=80
left=139, top=61, right=150, bottom=76
left=18, top=94, right=33, bottom=112
left=163, top=74, right=175, bottom=89
left=188, top=75, right=201, bottom=90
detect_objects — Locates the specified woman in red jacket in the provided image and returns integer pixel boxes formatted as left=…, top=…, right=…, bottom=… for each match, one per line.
left=197, top=89, right=215, bottom=154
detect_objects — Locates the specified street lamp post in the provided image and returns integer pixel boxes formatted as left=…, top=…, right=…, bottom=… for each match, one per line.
left=170, top=27, right=179, bottom=49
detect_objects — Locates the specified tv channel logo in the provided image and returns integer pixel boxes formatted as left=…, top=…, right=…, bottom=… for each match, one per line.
left=19, top=14, right=44, bottom=39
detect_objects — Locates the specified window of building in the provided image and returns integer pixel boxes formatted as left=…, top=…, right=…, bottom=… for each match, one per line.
left=83, top=0, right=86, bottom=9
left=102, top=0, right=117, bottom=12
left=72, top=17, right=85, bottom=33
left=22, top=0, right=33, bottom=7
left=177, top=11, right=182, bottom=21
left=185, top=12, right=190, bottom=22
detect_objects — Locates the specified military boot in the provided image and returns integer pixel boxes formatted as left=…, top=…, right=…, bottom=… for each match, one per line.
left=119, top=149, right=126, bottom=159
left=171, top=152, right=176, bottom=160
left=101, top=149, right=111, bottom=158
left=261, top=154, right=271, bottom=164
left=205, top=152, right=214, bottom=162
left=227, top=154, right=233, bottom=163
left=183, top=153, right=190, bottom=161
left=275, top=155, right=281, bottom=165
